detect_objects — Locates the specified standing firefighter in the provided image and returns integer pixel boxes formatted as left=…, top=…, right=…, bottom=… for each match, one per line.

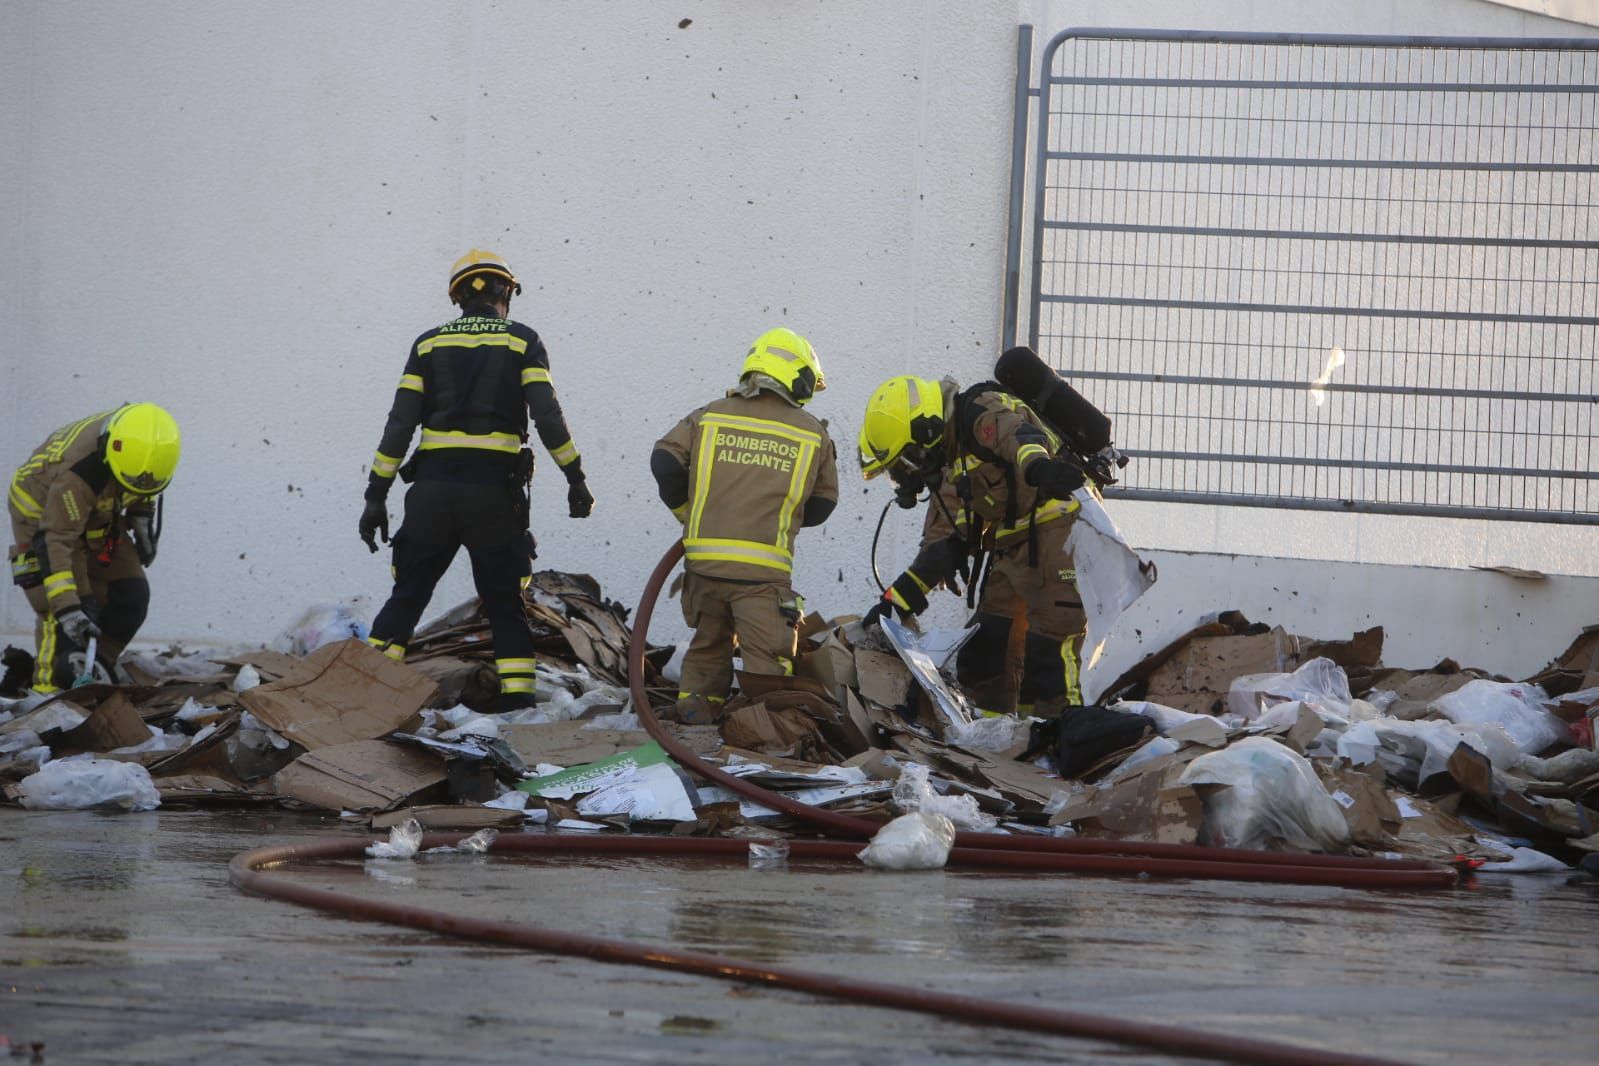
left=359, top=249, right=595, bottom=711
left=858, top=347, right=1125, bottom=718
left=650, top=328, right=839, bottom=724
left=8, top=404, right=180, bottom=695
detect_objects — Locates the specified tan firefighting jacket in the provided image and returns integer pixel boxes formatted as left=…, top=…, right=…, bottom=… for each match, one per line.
left=8, top=411, right=152, bottom=613
left=655, top=390, right=839, bottom=582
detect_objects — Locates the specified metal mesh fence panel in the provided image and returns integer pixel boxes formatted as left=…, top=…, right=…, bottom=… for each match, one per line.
left=1027, top=31, right=1599, bottom=523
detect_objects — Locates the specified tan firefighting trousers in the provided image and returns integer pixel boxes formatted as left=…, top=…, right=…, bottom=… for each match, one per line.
left=678, top=571, right=799, bottom=701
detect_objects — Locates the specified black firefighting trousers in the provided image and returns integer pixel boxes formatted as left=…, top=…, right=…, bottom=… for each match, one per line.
left=368, top=463, right=535, bottom=706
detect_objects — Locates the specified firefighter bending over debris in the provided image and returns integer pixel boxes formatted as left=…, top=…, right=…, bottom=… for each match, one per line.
left=650, top=328, right=839, bottom=724
left=858, top=346, right=1126, bottom=718
left=8, top=404, right=181, bottom=695
left=359, top=249, right=595, bottom=711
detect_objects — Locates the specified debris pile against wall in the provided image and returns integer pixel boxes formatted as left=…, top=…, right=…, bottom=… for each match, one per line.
left=3, top=575, right=1596, bottom=874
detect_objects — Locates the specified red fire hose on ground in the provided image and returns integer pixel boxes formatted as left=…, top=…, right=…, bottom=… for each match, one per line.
left=231, top=541, right=1455, bottom=1065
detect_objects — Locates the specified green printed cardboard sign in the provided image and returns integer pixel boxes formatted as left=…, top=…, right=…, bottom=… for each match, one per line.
left=516, top=740, right=673, bottom=800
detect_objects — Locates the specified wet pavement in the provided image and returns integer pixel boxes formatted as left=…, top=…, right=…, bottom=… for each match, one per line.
left=3, top=808, right=1596, bottom=1065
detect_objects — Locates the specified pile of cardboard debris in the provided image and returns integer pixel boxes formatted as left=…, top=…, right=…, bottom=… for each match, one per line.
left=2, top=572, right=1596, bottom=872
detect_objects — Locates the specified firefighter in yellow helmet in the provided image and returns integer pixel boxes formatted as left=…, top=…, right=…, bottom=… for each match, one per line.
left=650, top=328, right=839, bottom=723
left=359, top=249, right=595, bottom=711
left=858, top=371, right=1090, bottom=716
left=8, top=404, right=181, bottom=694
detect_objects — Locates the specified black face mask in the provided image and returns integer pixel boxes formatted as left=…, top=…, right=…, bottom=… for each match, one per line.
left=890, top=445, right=943, bottom=501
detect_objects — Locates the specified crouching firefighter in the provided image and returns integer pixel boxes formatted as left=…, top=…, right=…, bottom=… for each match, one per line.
left=650, top=328, right=839, bottom=724
left=858, top=346, right=1126, bottom=718
left=359, top=249, right=596, bottom=711
left=8, top=404, right=181, bottom=694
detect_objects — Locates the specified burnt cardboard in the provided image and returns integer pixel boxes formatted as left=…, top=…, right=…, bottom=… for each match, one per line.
left=795, top=631, right=858, bottom=692
left=239, top=639, right=437, bottom=751
left=272, top=738, right=448, bottom=812
left=408, top=656, right=500, bottom=710
left=1144, top=628, right=1299, bottom=717
left=1318, top=763, right=1402, bottom=847
left=57, top=691, right=150, bottom=752
left=854, top=648, right=913, bottom=709
left=502, top=722, right=648, bottom=769
left=721, top=701, right=829, bottom=761
left=1303, top=626, right=1385, bottom=670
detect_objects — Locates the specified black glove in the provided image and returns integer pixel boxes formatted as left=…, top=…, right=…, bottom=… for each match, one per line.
left=56, top=605, right=101, bottom=649
left=567, top=479, right=595, bottom=519
left=129, top=513, right=158, bottom=566
left=863, top=600, right=894, bottom=630
left=359, top=498, right=390, bottom=553
left=1031, top=459, right=1087, bottom=501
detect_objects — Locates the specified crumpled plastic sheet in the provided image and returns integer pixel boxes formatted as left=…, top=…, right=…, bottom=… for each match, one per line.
left=1475, top=842, right=1571, bottom=873
left=1337, top=716, right=1520, bottom=785
left=1114, top=700, right=1231, bottom=745
left=1179, top=737, right=1350, bottom=852
left=424, top=828, right=499, bottom=855
left=232, top=664, right=261, bottom=693
left=1227, top=657, right=1352, bottom=721
left=891, top=762, right=998, bottom=832
left=271, top=603, right=370, bottom=656
left=109, top=725, right=190, bottom=756
left=858, top=811, right=957, bottom=870
left=1100, top=735, right=1181, bottom=784
left=582, top=710, right=641, bottom=731
left=366, top=818, right=423, bottom=859
left=1432, top=679, right=1566, bottom=755
left=946, top=714, right=1027, bottom=753
left=16, top=757, right=161, bottom=812
left=748, top=840, right=790, bottom=870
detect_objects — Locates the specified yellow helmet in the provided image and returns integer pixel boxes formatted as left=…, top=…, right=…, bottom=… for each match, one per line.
left=741, top=327, right=826, bottom=405
left=103, top=403, right=181, bottom=495
left=858, top=376, right=945, bottom=480
left=449, top=248, right=522, bottom=303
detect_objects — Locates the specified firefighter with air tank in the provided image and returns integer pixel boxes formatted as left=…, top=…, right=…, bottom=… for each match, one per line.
left=857, top=346, right=1127, bottom=719
left=650, top=328, right=839, bottom=724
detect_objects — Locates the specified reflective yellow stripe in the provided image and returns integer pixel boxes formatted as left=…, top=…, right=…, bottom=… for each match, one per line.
left=685, top=421, right=720, bottom=539
left=906, top=569, right=931, bottom=594
left=365, top=637, right=406, bottom=661
left=993, top=497, right=1079, bottom=541
left=397, top=374, right=424, bottom=394
left=8, top=480, right=42, bottom=519
left=1015, top=443, right=1049, bottom=467
left=670, top=502, right=689, bottom=523
left=501, top=677, right=537, bottom=694
left=520, top=367, right=552, bottom=386
left=416, top=332, right=528, bottom=356
left=952, top=455, right=984, bottom=477
left=62, top=490, right=81, bottom=523
left=1062, top=638, right=1082, bottom=705
left=550, top=439, right=579, bottom=466
left=773, top=432, right=816, bottom=555
left=677, top=692, right=726, bottom=704
left=887, top=588, right=913, bottom=611
left=371, top=451, right=400, bottom=478
left=36, top=615, right=59, bottom=692
left=44, top=571, right=77, bottom=601
left=683, top=538, right=793, bottom=573
left=418, top=429, right=521, bottom=454
left=701, top=412, right=821, bottom=448
left=495, top=658, right=537, bottom=674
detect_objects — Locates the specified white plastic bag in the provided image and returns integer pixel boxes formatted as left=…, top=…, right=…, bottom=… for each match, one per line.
left=858, top=811, right=957, bottom=870
left=1114, top=700, right=1230, bottom=746
left=271, top=604, right=370, bottom=656
left=16, top=758, right=161, bottom=812
left=366, top=818, right=423, bottom=859
left=233, top=664, right=261, bottom=693
left=1432, top=680, right=1566, bottom=756
left=946, top=715, right=1026, bottom=753
left=1338, top=717, right=1519, bottom=786
left=1227, top=657, right=1352, bottom=721
left=891, top=762, right=998, bottom=832
left=1178, top=737, right=1349, bottom=852
left=1100, top=736, right=1181, bottom=784
left=1476, top=846, right=1570, bottom=873
left=748, top=840, right=790, bottom=870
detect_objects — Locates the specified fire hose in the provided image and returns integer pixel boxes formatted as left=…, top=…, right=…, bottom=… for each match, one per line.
left=232, top=540, right=1454, bottom=1065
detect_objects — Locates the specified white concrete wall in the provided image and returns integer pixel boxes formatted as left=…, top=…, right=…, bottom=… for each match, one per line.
left=1, top=1, right=1014, bottom=647
left=2, top=0, right=1593, bottom=678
